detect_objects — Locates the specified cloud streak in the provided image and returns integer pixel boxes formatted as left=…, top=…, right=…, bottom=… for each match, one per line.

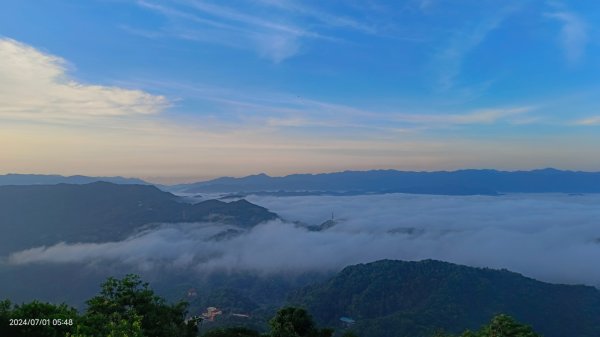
left=256, top=0, right=378, bottom=34
left=573, top=116, right=600, bottom=126
left=546, top=10, right=587, bottom=64
left=434, top=11, right=507, bottom=91
left=8, top=193, right=600, bottom=287
left=137, top=0, right=332, bottom=62
left=391, top=106, right=536, bottom=125
left=136, top=79, right=538, bottom=129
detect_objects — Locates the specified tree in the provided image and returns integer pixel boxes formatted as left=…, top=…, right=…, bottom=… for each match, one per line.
left=201, top=327, right=261, bottom=337
left=105, top=314, right=144, bottom=337
left=79, top=274, right=196, bottom=337
left=458, top=331, right=477, bottom=337
left=269, top=307, right=333, bottom=337
left=340, top=332, right=360, bottom=337
left=430, top=329, right=453, bottom=337
left=435, top=314, right=541, bottom=337
left=477, top=314, right=540, bottom=337
left=0, top=300, right=79, bottom=337
left=0, top=300, right=11, bottom=336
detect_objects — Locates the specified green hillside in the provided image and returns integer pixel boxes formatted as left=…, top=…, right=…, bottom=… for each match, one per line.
left=288, top=259, right=600, bottom=337
left=0, top=182, right=277, bottom=254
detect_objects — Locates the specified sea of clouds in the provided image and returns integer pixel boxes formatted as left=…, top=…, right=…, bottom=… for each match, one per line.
left=7, top=193, right=600, bottom=286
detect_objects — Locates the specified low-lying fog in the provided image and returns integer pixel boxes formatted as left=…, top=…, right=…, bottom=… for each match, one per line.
left=8, top=193, right=600, bottom=287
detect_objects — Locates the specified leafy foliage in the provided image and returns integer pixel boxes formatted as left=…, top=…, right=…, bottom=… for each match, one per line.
left=268, top=307, right=333, bottom=337
left=340, top=332, right=360, bottom=337
left=477, top=314, right=540, bottom=337
left=0, top=300, right=78, bottom=337
left=201, top=327, right=262, bottom=337
left=0, top=300, right=11, bottom=336
left=79, top=274, right=196, bottom=337
left=435, top=314, right=541, bottom=337
left=2, top=274, right=196, bottom=337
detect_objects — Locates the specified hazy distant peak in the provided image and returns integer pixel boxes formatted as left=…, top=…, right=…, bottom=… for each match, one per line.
left=0, top=173, right=149, bottom=186
left=174, top=168, right=600, bottom=195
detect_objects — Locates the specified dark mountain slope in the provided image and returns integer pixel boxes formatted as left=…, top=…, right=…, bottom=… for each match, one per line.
left=288, top=259, right=600, bottom=337
left=0, top=182, right=277, bottom=254
left=177, top=169, right=600, bottom=195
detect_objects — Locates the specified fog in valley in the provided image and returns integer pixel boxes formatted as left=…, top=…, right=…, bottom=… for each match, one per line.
left=6, top=193, right=600, bottom=288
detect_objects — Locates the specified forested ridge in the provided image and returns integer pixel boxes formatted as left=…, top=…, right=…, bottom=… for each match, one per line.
left=1, top=274, right=544, bottom=337
left=288, top=260, right=600, bottom=337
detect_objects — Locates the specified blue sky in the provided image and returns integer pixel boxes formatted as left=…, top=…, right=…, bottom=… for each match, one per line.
left=1, top=0, right=600, bottom=182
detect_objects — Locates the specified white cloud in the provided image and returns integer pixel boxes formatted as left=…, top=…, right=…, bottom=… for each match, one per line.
left=545, top=11, right=587, bottom=64
left=0, top=38, right=169, bottom=122
left=8, top=193, right=600, bottom=287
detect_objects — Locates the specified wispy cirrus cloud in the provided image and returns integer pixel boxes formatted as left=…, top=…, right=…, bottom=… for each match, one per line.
left=137, top=1, right=237, bottom=31
left=0, top=38, right=168, bottom=123
left=134, top=0, right=408, bottom=63
left=545, top=9, right=587, bottom=64
left=573, top=116, right=600, bottom=126
left=256, top=0, right=378, bottom=34
left=138, top=78, right=538, bottom=132
left=177, top=0, right=318, bottom=38
left=392, top=106, right=536, bottom=125
left=136, top=0, right=331, bottom=62
left=434, top=14, right=506, bottom=91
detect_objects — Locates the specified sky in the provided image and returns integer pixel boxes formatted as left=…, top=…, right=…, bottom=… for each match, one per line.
left=2, top=0, right=600, bottom=183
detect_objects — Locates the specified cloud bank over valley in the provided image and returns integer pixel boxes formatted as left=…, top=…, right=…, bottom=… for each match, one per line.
left=7, top=193, right=600, bottom=287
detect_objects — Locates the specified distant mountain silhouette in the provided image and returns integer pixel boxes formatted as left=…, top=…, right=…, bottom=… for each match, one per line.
left=0, top=182, right=277, bottom=255
left=289, top=259, right=600, bottom=337
left=0, top=174, right=149, bottom=186
left=176, top=168, right=600, bottom=195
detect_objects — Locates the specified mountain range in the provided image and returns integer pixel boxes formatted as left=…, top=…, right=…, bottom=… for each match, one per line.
left=6, top=169, right=600, bottom=196
left=0, top=174, right=149, bottom=186
left=173, top=168, right=600, bottom=195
